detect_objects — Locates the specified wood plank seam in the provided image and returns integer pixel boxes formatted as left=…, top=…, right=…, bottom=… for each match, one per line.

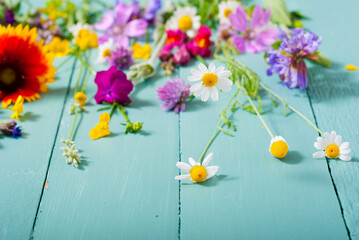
left=306, top=88, right=351, bottom=239
left=29, top=58, right=78, bottom=240
left=178, top=113, right=182, bottom=240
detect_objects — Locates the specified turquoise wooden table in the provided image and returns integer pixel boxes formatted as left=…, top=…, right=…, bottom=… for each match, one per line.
left=1, top=0, right=359, bottom=239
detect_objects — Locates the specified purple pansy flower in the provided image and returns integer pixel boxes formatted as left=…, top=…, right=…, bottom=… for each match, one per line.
left=0, top=120, right=21, bottom=138
left=94, top=66, right=134, bottom=104
left=107, top=47, right=134, bottom=69
left=229, top=4, right=278, bottom=53
left=266, top=28, right=322, bottom=90
left=157, top=77, right=191, bottom=113
left=94, top=3, right=148, bottom=48
left=143, top=0, right=162, bottom=22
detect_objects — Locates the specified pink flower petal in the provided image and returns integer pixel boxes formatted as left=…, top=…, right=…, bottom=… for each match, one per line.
left=228, top=7, right=247, bottom=32
left=125, top=19, right=148, bottom=37
left=251, top=4, right=271, bottom=29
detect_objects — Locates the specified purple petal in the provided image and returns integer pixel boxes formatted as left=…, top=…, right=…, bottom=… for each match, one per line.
left=228, top=7, right=247, bottom=32
left=125, top=19, right=148, bottom=37
left=116, top=36, right=130, bottom=49
left=255, top=29, right=279, bottom=46
left=94, top=12, right=114, bottom=31
left=115, top=4, right=135, bottom=27
left=232, top=35, right=246, bottom=53
left=246, top=40, right=266, bottom=53
left=251, top=5, right=271, bottom=29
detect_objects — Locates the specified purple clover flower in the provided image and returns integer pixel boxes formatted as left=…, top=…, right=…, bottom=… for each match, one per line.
left=157, top=77, right=191, bottom=113
left=266, top=28, right=322, bottom=90
left=94, top=66, right=134, bottom=104
left=94, top=2, right=148, bottom=48
left=107, top=47, right=134, bottom=69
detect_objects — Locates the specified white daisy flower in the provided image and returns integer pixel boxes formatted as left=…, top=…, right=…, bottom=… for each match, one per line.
left=269, top=136, right=289, bottom=159
left=218, top=1, right=242, bottom=25
left=96, top=38, right=116, bottom=64
left=313, top=131, right=351, bottom=161
left=188, top=62, right=232, bottom=102
left=69, top=23, right=95, bottom=39
left=166, top=6, right=201, bottom=38
left=175, top=153, right=219, bottom=183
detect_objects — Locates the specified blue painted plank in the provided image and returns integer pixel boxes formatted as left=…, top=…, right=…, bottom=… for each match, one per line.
left=292, top=0, right=359, bottom=239
left=179, top=54, right=349, bottom=239
left=0, top=56, right=76, bottom=240
left=31, top=51, right=179, bottom=239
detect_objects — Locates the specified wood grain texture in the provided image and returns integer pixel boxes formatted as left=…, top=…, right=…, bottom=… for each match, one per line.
left=179, top=55, right=349, bottom=240
left=291, top=0, right=359, bottom=239
left=0, top=57, right=76, bottom=240
left=30, top=51, right=179, bottom=239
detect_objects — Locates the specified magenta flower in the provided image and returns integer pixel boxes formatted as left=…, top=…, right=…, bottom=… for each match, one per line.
left=94, top=3, right=148, bottom=48
left=162, top=29, right=187, bottom=53
left=229, top=4, right=278, bottom=53
left=173, top=45, right=191, bottom=66
left=94, top=66, right=134, bottom=104
left=186, top=25, right=213, bottom=58
left=157, top=77, right=191, bottom=113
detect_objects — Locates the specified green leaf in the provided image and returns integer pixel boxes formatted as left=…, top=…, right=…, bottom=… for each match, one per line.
left=315, top=51, right=332, bottom=68
left=263, top=0, right=292, bottom=27
left=270, top=95, right=278, bottom=107
left=218, top=127, right=234, bottom=137
left=291, top=11, right=309, bottom=20
left=97, top=107, right=111, bottom=111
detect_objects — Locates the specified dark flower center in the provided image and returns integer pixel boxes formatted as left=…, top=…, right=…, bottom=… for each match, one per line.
left=0, top=64, right=21, bottom=93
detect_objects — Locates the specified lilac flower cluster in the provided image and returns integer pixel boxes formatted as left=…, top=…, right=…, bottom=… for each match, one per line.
left=266, top=28, right=322, bottom=90
left=157, top=77, right=191, bottom=114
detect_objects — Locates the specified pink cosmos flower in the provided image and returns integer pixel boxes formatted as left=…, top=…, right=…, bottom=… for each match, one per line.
left=229, top=4, right=278, bottom=53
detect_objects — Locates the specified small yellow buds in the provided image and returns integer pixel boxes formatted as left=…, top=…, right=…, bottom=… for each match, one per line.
left=89, top=112, right=111, bottom=140
left=10, top=95, right=24, bottom=120
left=75, top=29, right=98, bottom=51
left=132, top=43, right=152, bottom=60
left=190, top=165, right=207, bottom=182
left=47, top=37, right=70, bottom=57
left=269, top=136, right=289, bottom=159
left=346, top=64, right=358, bottom=71
left=74, top=92, right=87, bottom=106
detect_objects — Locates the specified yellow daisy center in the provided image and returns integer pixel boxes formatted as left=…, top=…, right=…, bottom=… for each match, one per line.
left=270, top=140, right=288, bottom=158
left=102, top=48, right=112, bottom=58
left=224, top=8, right=232, bottom=18
left=0, top=67, right=16, bottom=85
left=202, top=73, right=218, bottom=87
left=178, top=16, right=193, bottom=31
left=190, top=166, right=207, bottom=183
left=326, top=144, right=340, bottom=158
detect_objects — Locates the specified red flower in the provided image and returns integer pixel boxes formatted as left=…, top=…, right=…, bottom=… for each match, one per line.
left=186, top=25, right=214, bottom=58
left=0, top=24, right=55, bottom=107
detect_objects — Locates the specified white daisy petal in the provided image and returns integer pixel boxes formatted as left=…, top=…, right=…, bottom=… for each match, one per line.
left=330, top=131, right=337, bottom=143
left=202, top=152, right=213, bottom=167
left=208, top=63, right=216, bottom=73
left=189, top=157, right=196, bottom=166
left=340, top=142, right=350, bottom=150
left=176, top=162, right=192, bottom=172
left=206, top=166, right=219, bottom=179
left=317, top=137, right=327, bottom=149
left=218, top=70, right=232, bottom=78
left=193, top=85, right=205, bottom=97
left=175, top=174, right=191, bottom=180
left=217, top=79, right=233, bottom=91
left=335, top=135, right=342, bottom=146
left=340, top=148, right=351, bottom=154
left=313, top=151, right=325, bottom=158
left=210, top=87, right=219, bottom=101
left=198, top=63, right=208, bottom=73
left=190, top=82, right=203, bottom=92
left=215, top=66, right=225, bottom=74
left=314, top=141, right=326, bottom=151
left=339, top=154, right=352, bottom=161
left=190, top=68, right=203, bottom=78
left=323, top=132, right=331, bottom=143
left=188, top=75, right=202, bottom=81
left=201, top=87, right=210, bottom=102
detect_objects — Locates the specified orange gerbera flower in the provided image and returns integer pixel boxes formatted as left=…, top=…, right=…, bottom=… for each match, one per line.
left=0, top=24, right=55, bottom=107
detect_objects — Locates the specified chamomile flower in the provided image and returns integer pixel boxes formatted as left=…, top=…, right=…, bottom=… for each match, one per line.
left=166, top=6, right=201, bottom=38
left=313, top=131, right=351, bottom=161
left=96, top=38, right=115, bottom=63
left=269, top=136, right=289, bottom=158
left=188, top=63, right=232, bottom=101
left=69, top=22, right=95, bottom=39
left=175, top=153, right=219, bottom=183
left=218, top=1, right=241, bottom=25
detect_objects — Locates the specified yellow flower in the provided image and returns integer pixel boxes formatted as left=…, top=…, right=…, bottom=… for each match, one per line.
left=75, top=29, right=98, bottom=51
left=346, top=64, right=358, bottom=71
left=269, top=136, right=289, bottom=159
left=74, top=92, right=87, bottom=106
left=10, top=95, right=24, bottom=120
left=132, top=43, right=152, bottom=60
left=89, top=112, right=111, bottom=140
left=47, top=37, right=70, bottom=57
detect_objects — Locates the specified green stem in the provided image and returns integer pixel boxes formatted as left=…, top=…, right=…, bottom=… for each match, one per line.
left=259, top=82, right=324, bottom=135
left=198, top=87, right=241, bottom=163
left=117, top=104, right=131, bottom=123
left=74, top=62, right=83, bottom=94
left=195, top=55, right=206, bottom=65
left=238, top=82, right=274, bottom=139
left=109, top=104, right=117, bottom=118
left=77, top=54, right=96, bottom=75
left=81, top=71, right=91, bottom=92
left=56, top=55, right=72, bottom=71
left=68, top=107, right=79, bottom=140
